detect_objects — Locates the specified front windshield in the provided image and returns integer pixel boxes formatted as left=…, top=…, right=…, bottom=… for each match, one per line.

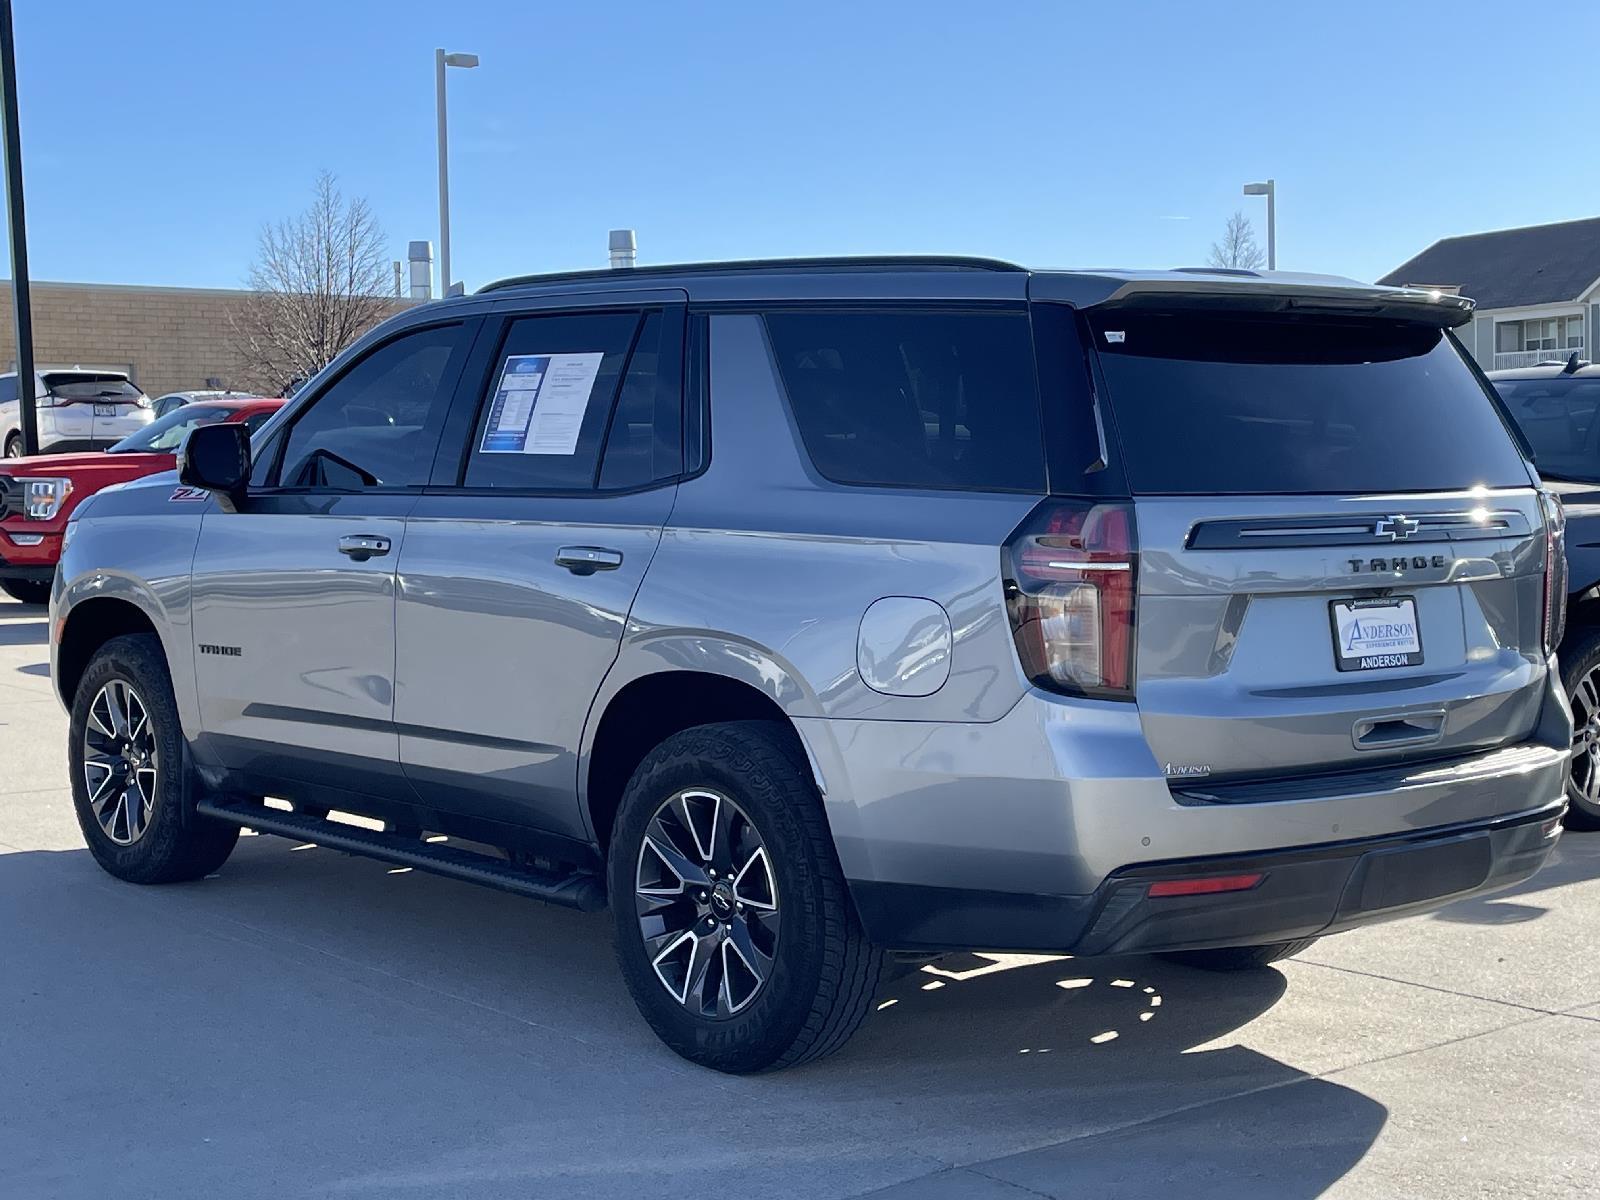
left=1494, top=376, right=1600, bottom=483
left=108, top=404, right=234, bottom=453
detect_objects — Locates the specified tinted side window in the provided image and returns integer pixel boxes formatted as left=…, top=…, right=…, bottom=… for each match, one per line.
left=0, top=376, right=15, bottom=404
left=277, top=324, right=467, bottom=489
left=764, top=309, right=1046, bottom=491
left=464, top=311, right=641, bottom=490
left=598, top=312, right=681, bottom=489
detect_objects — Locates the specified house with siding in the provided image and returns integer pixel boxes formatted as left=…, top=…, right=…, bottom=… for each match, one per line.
left=1379, top=216, right=1600, bottom=371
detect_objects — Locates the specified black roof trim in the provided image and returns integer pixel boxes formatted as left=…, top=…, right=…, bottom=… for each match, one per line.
left=478, top=255, right=1026, bottom=294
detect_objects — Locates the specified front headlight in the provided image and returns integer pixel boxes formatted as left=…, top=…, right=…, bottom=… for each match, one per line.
left=18, top=476, right=71, bottom=520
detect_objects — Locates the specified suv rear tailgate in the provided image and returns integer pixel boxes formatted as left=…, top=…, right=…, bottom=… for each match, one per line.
left=1082, top=305, right=1548, bottom=783
left=1133, top=491, right=1546, bottom=780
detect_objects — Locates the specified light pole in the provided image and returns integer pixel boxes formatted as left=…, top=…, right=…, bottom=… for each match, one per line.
left=435, top=48, right=478, bottom=298
left=1243, top=179, right=1275, bottom=270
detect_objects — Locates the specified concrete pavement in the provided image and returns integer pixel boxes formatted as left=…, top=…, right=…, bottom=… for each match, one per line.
left=1, top=594, right=1596, bottom=1199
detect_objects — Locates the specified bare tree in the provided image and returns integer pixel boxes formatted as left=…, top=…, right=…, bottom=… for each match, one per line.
left=1207, top=211, right=1266, bottom=270
left=231, top=172, right=394, bottom=394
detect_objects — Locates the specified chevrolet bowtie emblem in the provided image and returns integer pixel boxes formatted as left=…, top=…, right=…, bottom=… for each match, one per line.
left=1374, top=515, right=1420, bottom=541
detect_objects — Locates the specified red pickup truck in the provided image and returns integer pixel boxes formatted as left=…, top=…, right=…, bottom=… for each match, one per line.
left=0, top=397, right=282, bottom=604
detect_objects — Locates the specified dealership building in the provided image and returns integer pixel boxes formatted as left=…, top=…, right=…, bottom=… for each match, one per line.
left=0, top=279, right=265, bottom=398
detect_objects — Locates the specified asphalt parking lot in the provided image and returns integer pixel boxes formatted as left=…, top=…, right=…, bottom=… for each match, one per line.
left=1, top=596, right=1597, bottom=1199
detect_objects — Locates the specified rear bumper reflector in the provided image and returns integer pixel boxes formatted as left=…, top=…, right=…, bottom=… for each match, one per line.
left=1147, top=872, right=1264, bottom=898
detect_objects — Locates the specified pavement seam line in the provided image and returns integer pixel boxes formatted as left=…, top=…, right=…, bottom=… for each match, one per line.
left=1294, top=956, right=1566, bottom=1016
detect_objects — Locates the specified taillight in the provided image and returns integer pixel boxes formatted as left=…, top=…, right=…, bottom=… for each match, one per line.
left=1539, top=488, right=1567, bottom=655
left=1003, top=499, right=1137, bottom=699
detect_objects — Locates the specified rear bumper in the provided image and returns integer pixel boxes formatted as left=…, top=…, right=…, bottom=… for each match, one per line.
left=849, top=801, right=1564, bottom=955
left=798, top=662, right=1572, bottom=953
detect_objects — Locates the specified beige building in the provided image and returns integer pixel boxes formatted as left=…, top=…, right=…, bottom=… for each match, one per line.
left=0, top=280, right=263, bottom=398
left=0, top=280, right=412, bottom=398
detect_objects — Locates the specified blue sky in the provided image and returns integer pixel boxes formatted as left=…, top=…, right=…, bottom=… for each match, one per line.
left=13, top=1, right=1600, bottom=292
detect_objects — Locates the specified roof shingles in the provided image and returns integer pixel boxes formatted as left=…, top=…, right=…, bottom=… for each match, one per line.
left=1378, top=216, right=1600, bottom=310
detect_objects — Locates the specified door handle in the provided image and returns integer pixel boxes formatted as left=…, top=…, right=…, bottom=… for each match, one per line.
left=555, top=545, right=623, bottom=575
left=338, top=534, right=392, bottom=561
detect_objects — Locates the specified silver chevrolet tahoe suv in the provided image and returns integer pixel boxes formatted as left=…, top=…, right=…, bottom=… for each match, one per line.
left=50, top=258, right=1570, bottom=1072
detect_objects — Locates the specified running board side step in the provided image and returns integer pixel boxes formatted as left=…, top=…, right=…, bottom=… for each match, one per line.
left=195, top=798, right=607, bottom=913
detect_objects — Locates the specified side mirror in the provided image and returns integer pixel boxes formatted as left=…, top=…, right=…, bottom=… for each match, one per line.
left=178, top=422, right=251, bottom=512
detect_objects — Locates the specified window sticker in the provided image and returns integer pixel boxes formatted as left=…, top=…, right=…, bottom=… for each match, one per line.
left=480, top=351, right=605, bottom=455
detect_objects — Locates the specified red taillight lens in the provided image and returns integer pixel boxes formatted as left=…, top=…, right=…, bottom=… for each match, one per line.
left=1003, top=499, right=1137, bottom=698
left=1539, top=488, right=1567, bottom=655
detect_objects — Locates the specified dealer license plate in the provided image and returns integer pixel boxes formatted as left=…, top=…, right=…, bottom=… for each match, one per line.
left=1330, top=596, right=1422, bottom=672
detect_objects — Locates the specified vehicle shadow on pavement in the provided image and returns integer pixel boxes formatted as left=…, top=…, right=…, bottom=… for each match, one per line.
left=0, top=835, right=1387, bottom=1200
left=0, top=609, right=47, bottom=646
left=1429, top=828, right=1600, bottom=926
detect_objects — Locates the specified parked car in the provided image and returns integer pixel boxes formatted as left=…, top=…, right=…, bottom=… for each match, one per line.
left=51, top=258, right=1568, bottom=1073
left=1487, top=355, right=1600, bottom=829
left=0, top=368, right=153, bottom=457
left=0, top=397, right=281, bottom=604
left=150, top=389, right=258, bottom=420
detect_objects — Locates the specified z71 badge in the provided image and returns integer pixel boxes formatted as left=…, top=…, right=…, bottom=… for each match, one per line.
left=169, top=486, right=210, bottom=502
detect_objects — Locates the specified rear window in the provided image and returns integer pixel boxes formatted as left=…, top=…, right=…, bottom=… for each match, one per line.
left=1493, top=376, right=1600, bottom=484
left=1087, top=312, right=1531, bottom=494
left=44, top=372, right=143, bottom=403
left=764, top=309, right=1045, bottom=491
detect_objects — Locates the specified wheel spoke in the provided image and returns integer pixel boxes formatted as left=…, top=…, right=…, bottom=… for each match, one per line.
left=85, top=762, right=119, bottom=817
left=127, top=691, right=149, bottom=744
left=87, top=694, right=116, bottom=741
left=104, top=682, right=131, bottom=739
left=732, top=846, right=778, bottom=912
left=725, top=917, right=773, bottom=989
left=683, top=925, right=721, bottom=1014
left=672, top=790, right=721, bottom=864
left=1580, top=673, right=1600, bottom=722
left=639, top=831, right=709, bottom=893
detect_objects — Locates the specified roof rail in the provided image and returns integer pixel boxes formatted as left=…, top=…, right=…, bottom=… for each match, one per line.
left=477, top=255, right=1025, bottom=294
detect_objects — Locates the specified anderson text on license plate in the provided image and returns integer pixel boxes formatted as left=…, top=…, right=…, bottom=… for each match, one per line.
left=1330, top=596, right=1422, bottom=671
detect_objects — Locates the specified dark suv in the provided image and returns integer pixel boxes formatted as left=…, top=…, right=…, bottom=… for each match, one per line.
left=1488, top=356, right=1600, bottom=828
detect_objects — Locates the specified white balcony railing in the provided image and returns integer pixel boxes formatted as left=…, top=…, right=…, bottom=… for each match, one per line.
left=1493, top=348, right=1585, bottom=370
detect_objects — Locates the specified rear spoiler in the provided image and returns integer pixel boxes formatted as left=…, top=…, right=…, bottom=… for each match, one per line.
left=1085, top=278, right=1475, bottom=329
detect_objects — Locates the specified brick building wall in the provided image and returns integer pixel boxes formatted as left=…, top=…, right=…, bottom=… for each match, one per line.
left=0, top=281, right=411, bottom=398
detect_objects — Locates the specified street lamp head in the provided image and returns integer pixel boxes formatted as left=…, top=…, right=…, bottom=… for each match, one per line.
left=1243, top=182, right=1271, bottom=195
left=443, top=52, right=479, bottom=68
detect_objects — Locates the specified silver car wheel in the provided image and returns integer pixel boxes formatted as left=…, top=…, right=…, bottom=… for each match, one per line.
left=635, top=788, right=780, bottom=1018
left=82, top=679, right=159, bottom=846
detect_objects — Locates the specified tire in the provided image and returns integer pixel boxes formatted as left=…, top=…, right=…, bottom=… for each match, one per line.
left=607, top=720, right=883, bottom=1073
left=68, top=633, right=239, bottom=883
left=1561, top=624, right=1600, bottom=831
left=1, top=578, right=50, bottom=605
left=1159, top=937, right=1319, bottom=972
left=4, top=433, right=21, bottom=458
